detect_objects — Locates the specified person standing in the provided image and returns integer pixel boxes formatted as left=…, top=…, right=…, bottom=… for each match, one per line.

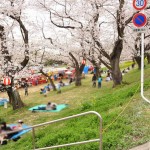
left=69, top=77, right=73, bottom=84
left=92, top=74, right=97, bottom=87
left=57, top=83, right=61, bottom=94
left=98, top=75, right=102, bottom=88
left=24, top=83, right=28, bottom=96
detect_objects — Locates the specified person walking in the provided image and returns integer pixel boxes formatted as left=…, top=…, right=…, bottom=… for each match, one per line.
left=92, top=74, right=97, bottom=87
left=98, top=75, right=102, bottom=88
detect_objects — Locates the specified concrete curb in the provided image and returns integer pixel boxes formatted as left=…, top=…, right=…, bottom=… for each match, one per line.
left=129, top=142, right=150, bottom=150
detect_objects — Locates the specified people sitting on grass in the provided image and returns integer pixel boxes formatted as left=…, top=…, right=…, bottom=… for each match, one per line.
left=12, top=120, right=24, bottom=131
left=0, top=120, right=25, bottom=145
left=132, top=63, right=135, bottom=69
left=46, top=102, right=57, bottom=110
left=106, top=75, right=111, bottom=82
left=122, top=69, right=127, bottom=74
left=46, top=84, right=50, bottom=91
left=59, top=80, right=65, bottom=87
left=32, top=102, right=57, bottom=112
left=0, top=122, right=18, bottom=144
left=127, top=67, right=130, bottom=71
left=40, top=88, right=47, bottom=97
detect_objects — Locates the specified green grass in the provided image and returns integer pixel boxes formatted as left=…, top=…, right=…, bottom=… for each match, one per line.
left=0, top=64, right=150, bottom=150
left=119, top=61, right=133, bottom=69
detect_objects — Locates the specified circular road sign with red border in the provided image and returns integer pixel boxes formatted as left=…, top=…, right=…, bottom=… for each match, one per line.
left=132, top=13, right=147, bottom=27
left=133, top=0, right=147, bottom=10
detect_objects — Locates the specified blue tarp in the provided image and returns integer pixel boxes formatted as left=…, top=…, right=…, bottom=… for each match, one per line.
left=83, top=66, right=89, bottom=74
left=0, top=98, right=9, bottom=106
left=94, top=68, right=96, bottom=74
left=8, top=124, right=31, bottom=140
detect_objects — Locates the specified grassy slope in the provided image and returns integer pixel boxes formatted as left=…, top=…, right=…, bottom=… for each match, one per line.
left=0, top=65, right=150, bottom=150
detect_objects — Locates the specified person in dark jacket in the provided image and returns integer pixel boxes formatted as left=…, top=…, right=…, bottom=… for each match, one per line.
left=0, top=122, right=15, bottom=140
left=92, top=74, right=97, bottom=87
left=1, top=122, right=12, bottom=132
left=24, top=82, right=29, bottom=96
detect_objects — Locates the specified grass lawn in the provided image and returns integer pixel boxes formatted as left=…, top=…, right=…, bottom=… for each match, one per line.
left=0, top=64, right=150, bottom=150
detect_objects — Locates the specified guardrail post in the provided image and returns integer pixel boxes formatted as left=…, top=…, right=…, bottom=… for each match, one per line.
left=32, top=127, right=36, bottom=150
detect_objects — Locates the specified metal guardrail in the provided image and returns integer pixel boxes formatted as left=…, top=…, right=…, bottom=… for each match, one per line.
left=31, top=111, right=103, bottom=150
left=141, top=33, right=150, bottom=104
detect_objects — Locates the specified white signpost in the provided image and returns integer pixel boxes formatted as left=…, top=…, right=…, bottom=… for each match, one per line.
left=133, top=0, right=150, bottom=104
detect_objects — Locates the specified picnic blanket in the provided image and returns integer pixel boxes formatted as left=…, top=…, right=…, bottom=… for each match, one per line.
left=28, top=104, right=68, bottom=112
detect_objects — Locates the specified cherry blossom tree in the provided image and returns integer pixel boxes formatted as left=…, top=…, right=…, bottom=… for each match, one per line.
left=34, top=0, right=87, bottom=86
left=30, top=40, right=57, bottom=90
left=0, top=0, right=29, bottom=109
left=75, top=0, right=150, bottom=86
left=134, top=33, right=150, bottom=69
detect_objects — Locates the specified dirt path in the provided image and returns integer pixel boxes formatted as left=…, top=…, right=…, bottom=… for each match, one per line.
left=0, top=83, right=47, bottom=98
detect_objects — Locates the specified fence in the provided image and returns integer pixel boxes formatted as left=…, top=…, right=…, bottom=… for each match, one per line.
left=31, top=111, right=102, bottom=150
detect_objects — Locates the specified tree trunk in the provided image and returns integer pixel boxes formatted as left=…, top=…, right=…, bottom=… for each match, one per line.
left=75, top=63, right=85, bottom=86
left=110, top=39, right=123, bottom=87
left=69, top=52, right=85, bottom=86
left=7, top=87, right=24, bottom=110
left=75, top=69, right=82, bottom=86
left=134, top=56, right=141, bottom=69
left=40, top=70, right=56, bottom=91
left=48, top=76, right=57, bottom=91
left=110, top=57, right=122, bottom=87
left=147, top=53, right=150, bottom=64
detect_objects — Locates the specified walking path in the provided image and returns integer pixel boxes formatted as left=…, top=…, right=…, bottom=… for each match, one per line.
left=129, top=142, right=150, bottom=150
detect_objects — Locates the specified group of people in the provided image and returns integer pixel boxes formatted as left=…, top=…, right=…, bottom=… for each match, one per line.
left=0, top=120, right=24, bottom=145
left=40, top=84, right=52, bottom=97
left=92, top=74, right=102, bottom=88
left=40, top=80, right=66, bottom=96
left=92, top=71, right=113, bottom=88
left=122, top=64, right=135, bottom=75
left=91, top=64, right=135, bottom=88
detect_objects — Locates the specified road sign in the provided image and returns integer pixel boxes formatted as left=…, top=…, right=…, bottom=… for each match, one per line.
left=132, top=13, right=147, bottom=27
left=3, top=77, right=11, bottom=86
left=133, top=0, right=147, bottom=10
